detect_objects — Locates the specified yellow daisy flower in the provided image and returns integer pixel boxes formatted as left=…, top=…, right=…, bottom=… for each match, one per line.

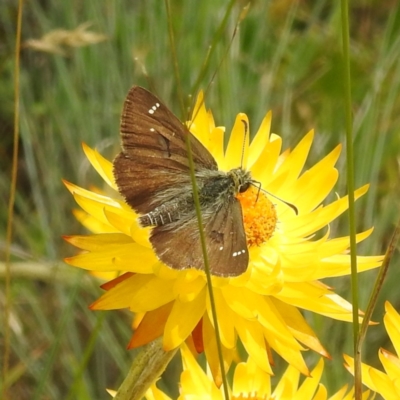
left=139, top=344, right=373, bottom=400
left=344, top=301, right=400, bottom=399
left=64, top=91, right=382, bottom=381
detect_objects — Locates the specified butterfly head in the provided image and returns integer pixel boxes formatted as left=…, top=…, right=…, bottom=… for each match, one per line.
left=228, top=168, right=252, bottom=195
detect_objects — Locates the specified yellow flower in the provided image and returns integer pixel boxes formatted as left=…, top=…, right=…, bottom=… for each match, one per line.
left=141, top=344, right=374, bottom=400
left=344, top=301, right=400, bottom=399
left=65, top=92, right=382, bottom=381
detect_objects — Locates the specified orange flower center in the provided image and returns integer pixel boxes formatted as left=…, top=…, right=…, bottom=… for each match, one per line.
left=237, top=187, right=277, bottom=247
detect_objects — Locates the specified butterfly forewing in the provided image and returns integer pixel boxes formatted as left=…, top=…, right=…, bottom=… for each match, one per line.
left=114, top=86, right=217, bottom=213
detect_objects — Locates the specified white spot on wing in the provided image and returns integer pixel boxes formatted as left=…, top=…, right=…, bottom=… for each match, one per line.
left=232, top=249, right=246, bottom=257
left=148, top=103, right=160, bottom=114
left=219, top=246, right=223, bottom=251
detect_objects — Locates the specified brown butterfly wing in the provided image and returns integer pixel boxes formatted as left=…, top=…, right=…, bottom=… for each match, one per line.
left=113, top=86, right=249, bottom=277
left=113, top=86, right=217, bottom=214
left=150, top=197, right=248, bottom=276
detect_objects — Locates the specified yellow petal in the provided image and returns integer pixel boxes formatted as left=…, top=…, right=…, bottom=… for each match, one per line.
left=103, top=208, right=137, bottom=236
left=329, top=385, right=349, bottom=400
left=281, top=185, right=369, bottom=237
left=269, top=130, right=314, bottom=188
left=173, top=274, right=206, bottom=302
left=258, top=297, right=305, bottom=351
left=293, top=358, right=324, bottom=399
left=276, top=283, right=355, bottom=322
left=128, top=303, right=173, bottom=348
left=205, top=289, right=236, bottom=349
left=179, top=343, right=217, bottom=395
left=70, top=191, right=123, bottom=228
left=246, top=255, right=284, bottom=295
left=145, top=384, right=172, bottom=400
left=259, top=301, right=309, bottom=376
left=64, top=180, right=121, bottom=207
left=65, top=241, right=156, bottom=273
left=313, top=385, right=327, bottom=400
left=209, top=127, right=225, bottom=168
left=289, top=145, right=341, bottom=213
left=64, top=233, right=132, bottom=251
left=82, top=142, right=117, bottom=190
left=163, top=287, right=207, bottom=350
left=250, top=134, right=282, bottom=185
left=202, top=312, right=234, bottom=388
left=232, top=357, right=271, bottom=396
left=384, top=301, right=400, bottom=357
left=318, top=254, right=383, bottom=279
left=72, top=209, right=116, bottom=233
left=379, top=348, right=400, bottom=379
left=270, top=298, right=329, bottom=357
left=188, top=90, right=212, bottom=149
left=248, top=110, right=271, bottom=169
left=92, top=274, right=176, bottom=311
left=273, top=363, right=300, bottom=398
left=233, top=316, right=273, bottom=374
left=222, top=113, right=249, bottom=170
left=291, top=169, right=338, bottom=214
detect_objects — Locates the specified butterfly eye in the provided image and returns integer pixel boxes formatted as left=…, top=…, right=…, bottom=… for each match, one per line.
left=239, top=181, right=250, bottom=193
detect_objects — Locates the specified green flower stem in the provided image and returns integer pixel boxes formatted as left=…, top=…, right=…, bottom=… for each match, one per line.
left=340, top=1, right=360, bottom=398
left=113, top=337, right=177, bottom=400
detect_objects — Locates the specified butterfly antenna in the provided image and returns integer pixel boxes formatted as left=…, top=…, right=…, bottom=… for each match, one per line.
left=240, top=119, right=248, bottom=168
left=250, top=182, right=298, bottom=215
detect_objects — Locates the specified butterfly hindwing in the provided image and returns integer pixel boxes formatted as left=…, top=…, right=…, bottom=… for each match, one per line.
left=150, top=196, right=248, bottom=277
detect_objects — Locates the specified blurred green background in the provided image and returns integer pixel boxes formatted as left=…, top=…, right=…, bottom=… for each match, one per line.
left=1, top=0, right=400, bottom=398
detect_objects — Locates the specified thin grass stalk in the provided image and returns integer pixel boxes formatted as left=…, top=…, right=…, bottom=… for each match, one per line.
left=3, top=1, right=24, bottom=399
left=184, top=133, right=230, bottom=400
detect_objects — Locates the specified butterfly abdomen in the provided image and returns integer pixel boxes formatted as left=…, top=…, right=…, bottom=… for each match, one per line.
left=138, top=194, right=193, bottom=227
left=138, top=170, right=242, bottom=228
